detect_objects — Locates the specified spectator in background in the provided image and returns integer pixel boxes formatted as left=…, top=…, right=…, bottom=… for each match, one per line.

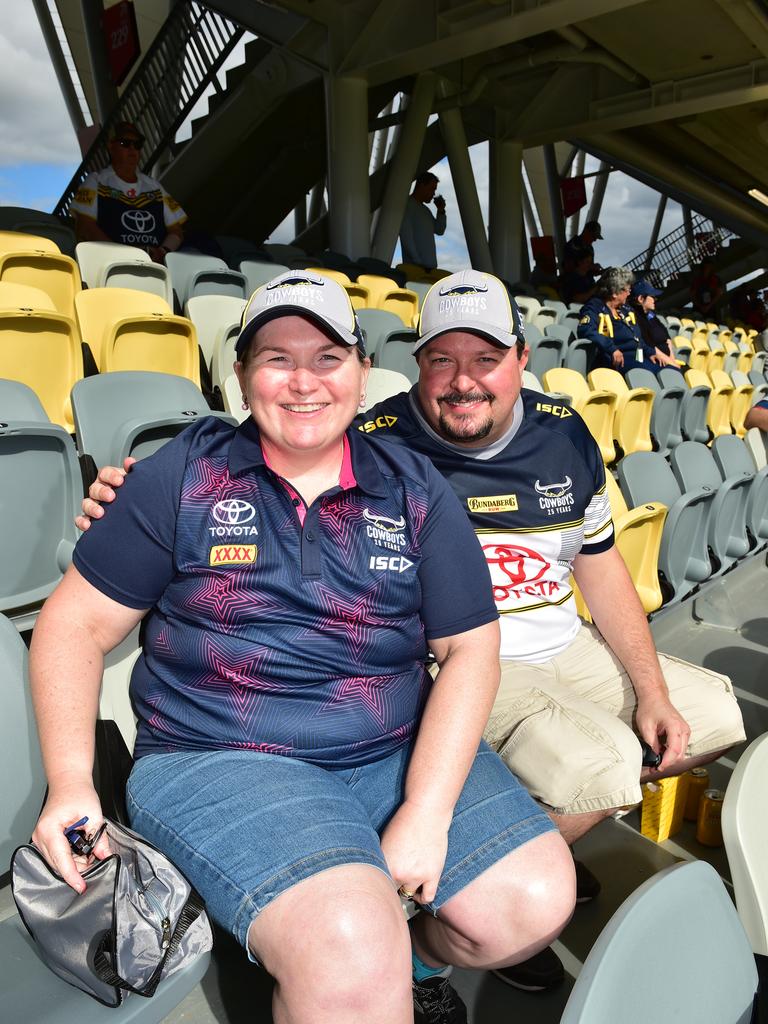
left=530, top=251, right=559, bottom=294
left=745, top=397, right=768, bottom=433
left=577, top=267, right=677, bottom=376
left=630, top=279, right=676, bottom=359
left=71, top=121, right=185, bottom=263
left=689, top=258, right=723, bottom=320
left=399, top=172, right=447, bottom=272
left=560, top=252, right=598, bottom=305
left=563, top=220, right=603, bottom=275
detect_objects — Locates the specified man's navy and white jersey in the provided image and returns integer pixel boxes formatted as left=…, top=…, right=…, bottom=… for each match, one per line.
left=71, top=168, right=186, bottom=248
left=358, top=388, right=614, bottom=663
left=73, top=417, right=496, bottom=766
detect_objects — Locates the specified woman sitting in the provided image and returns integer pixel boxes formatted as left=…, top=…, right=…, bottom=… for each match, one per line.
left=29, top=272, right=575, bottom=1024
left=577, top=267, right=678, bottom=375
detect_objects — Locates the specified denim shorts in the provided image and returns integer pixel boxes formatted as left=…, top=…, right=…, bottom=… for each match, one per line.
left=126, top=740, right=553, bottom=952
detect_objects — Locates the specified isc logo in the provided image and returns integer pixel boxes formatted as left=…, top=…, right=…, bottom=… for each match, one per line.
left=369, top=554, right=414, bottom=573
left=358, top=415, right=398, bottom=433
left=535, top=402, right=572, bottom=418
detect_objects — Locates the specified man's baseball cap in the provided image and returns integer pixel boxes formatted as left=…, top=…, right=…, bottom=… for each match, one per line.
left=585, top=220, right=603, bottom=239
left=414, top=270, right=525, bottom=354
left=235, top=270, right=366, bottom=359
left=109, top=120, right=145, bottom=144
left=631, top=278, right=663, bottom=298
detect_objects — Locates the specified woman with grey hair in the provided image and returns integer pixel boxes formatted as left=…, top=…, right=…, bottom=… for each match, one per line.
left=576, top=266, right=673, bottom=375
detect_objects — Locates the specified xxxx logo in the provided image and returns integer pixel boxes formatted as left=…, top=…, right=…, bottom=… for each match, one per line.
left=209, top=545, right=257, bottom=566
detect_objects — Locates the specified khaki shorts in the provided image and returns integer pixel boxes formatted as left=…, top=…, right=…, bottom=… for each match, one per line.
left=482, top=624, right=745, bottom=815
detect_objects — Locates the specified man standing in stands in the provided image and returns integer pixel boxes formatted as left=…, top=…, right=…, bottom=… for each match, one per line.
left=80, top=270, right=744, bottom=1001
left=399, top=171, right=447, bottom=272
left=71, top=121, right=186, bottom=263
left=563, top=219, right=603, bottom=276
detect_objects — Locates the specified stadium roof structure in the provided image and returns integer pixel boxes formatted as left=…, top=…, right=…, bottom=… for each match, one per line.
left=42, top=0, right=768, bottom=284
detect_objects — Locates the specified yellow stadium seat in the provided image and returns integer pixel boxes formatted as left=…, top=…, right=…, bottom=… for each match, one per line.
left=604, top=472, right=668, bottom=613
left=588, top=367, right=654, bottom=456
left=705, top=341, right=727, bottom=374
left=102, top=313, right=200, bottom=388
left=0, top=251, right=81, bottom=320
left=357, top=274, right=420, bottom=325
left=0, top=231, right=60, bottom=255
left=737, top=343, right=755, bottom=375
left=570, top=576, right=592, bottom=623
left=685, top=368, right=732, bottom=438
left=0, top=281, right=56, bottom=311
left=305, top=267, right=351, bottom=286
left=680, top=317, right=696, bottom=331
left=75, top=287, right=172, bottom=371
left=542, top=367, right=617, bottom=464
left=687, top=332, right=710, bottom=371
left=344, top=283, right=370, bottom=310
left=396, top=263, right=428, bottom=282
left=710, top=370, right=753, bottom=437
left=0, top=309, right=83, bottom=429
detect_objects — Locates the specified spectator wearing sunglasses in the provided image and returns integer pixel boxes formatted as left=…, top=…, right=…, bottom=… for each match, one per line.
left=71, top=121, right=186, bottom=262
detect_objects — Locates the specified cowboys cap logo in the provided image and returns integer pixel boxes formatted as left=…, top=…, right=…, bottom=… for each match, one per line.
left=534, top=477, right=573, bottom=499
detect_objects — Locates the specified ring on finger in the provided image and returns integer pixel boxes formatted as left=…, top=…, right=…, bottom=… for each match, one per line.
left=398, top=886, right=415, bottom=900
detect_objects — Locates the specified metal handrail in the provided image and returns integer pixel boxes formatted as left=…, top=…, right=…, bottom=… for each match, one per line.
left=626, top=213, right=735, bottom=287
left=54, top=1, right=243, bottom=218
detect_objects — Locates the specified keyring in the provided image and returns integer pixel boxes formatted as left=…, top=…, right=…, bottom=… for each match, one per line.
left=398, top=886, right=415, bottom=900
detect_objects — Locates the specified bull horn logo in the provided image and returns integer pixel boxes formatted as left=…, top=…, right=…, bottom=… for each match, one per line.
left=363, top=508, right=406, bottom=531
left=534, top=476, right=572, bottom=498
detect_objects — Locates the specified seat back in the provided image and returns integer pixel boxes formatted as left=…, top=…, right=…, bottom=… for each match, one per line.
left=605, top=471, right=668, bottom=612
left=744, top=427, right=767, bottom=471
left=0, top=614, right=46, bottom=869
left=187, top=268, right=247, bottom=302
left=0, top=418, right=81, bottom=615
left=0, top=379, right=49, bottom=420
left=0, top=251, right=81, bottom=320
left=358, top=308, right=406, bottom=361
left=103, top=314, right=200, bottom=387
left=376, top=336, right=419, bottom=383
left=544, top=323, right=574, bottom=344
left=240, top=260, right=289, bottom=295
left=305, top=267, right=351, bottom=286
left=71, top=371, right=212, bottom=468
left=0, top=231, right=60, bottom=255
left=713, top=435, right=768, bottom=546
left=591, top=368, right=653, bottom=455
left=75, top=241, right=150, bottom=287
left=561, top=861, right=758, bottom=1024
left=526, top=325, right=564, bottom=378
left=101, top=260, right=173, bottom=305
left=514, top=295, right=540, bottom=323
left=212, top=322, right=241, bottom=391
left=13, top=221, right=76, bottom=257
left=722, top=733, right=768, bottom=956
left=687, top=368, right=732, bottom=437
left=405, top=280, right=431, bottom=309
left=165, top=252, right=235, bottom=307
left=0, top=310, right=82, bottom=429
left=628, top=366, right=683, bottom=455
left=75, top=287, right=172, bottom=370
left=544, top=368, right=617, bottom=463
left=0, top=281, right=56, bottom=312
left=363, top=367, right=412, bottom=409
left=222, top=373, right=249, bottom=423
left=184, top=294, right=246, bottom=369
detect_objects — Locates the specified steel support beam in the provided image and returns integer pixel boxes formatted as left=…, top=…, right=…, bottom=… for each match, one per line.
left=32, top=0, right=87, bottom=133
left=439, top=105, right=493, bottom=272
left=644, top=195, right=668, bottom=271
left=543, top=144, right=565, bottom=267
left=490, top=137, right=524, bottom=283
left=372, top=73, right=436, bottom=263
left=568, top=149, right=586, bottom=238
left=325, top=74, right=371, bottom=258
left=586, top=160, right=610, bottom=225
left=80, top=0, right=118, bottom=124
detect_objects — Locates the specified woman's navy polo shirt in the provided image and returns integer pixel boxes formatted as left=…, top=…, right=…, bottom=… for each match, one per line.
left=73, top=417, right=497, bottom=767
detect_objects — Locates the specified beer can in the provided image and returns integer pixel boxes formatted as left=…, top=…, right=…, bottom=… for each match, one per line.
left=683, top=767, right=710, bottom=821
left=696, top=788, right=724, bottom=847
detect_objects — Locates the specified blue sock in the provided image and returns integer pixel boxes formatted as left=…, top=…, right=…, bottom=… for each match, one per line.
left=412, top=949, right=451, bottom=982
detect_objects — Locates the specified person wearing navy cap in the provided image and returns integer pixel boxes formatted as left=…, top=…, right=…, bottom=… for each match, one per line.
left=630, top=278, right=678, bottom=363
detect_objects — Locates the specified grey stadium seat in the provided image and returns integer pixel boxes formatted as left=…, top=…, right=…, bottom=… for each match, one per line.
left=712, top=434, right=768, bottom=551
left=618, top=451, right=713, bottom=603
left=376, top=331, right=418, bottom=384
left=71, top=371, right=235, bottom=470
left=670, top=441, right=751, bottom=574
left=525, top=322, right=565, bottom=379
left=659, top=366, right=709, bottom=443
left=560, top=861, right=757, bottom=1024
left=627, top=367, right=684, bottom=456
left=0, top=613, right=211, bottom=1023
left=240, top=260, right=289, bottom=295
left=0, top=377, right=49, bottom=421
left=0, top=395, right=81, bottom=629
left=358, top=308, right=406, bottom=362
left=165, top=252, right=247, bottom=307
left=184, top=294, right=246, bottom=371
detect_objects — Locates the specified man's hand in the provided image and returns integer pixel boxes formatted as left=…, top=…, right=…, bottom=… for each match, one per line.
left=32, top=779, right=111, bottom=893
left=76, top=457, right=136, bottom=531
left=434, top=194, right=446, bottom=213
left=147, top=245, right=167, bottom=264
left=612, top=349, right=624, bottom=369
left=635, top=694, right=691, bottom=773
left=380, top=800, right=451, bottom=905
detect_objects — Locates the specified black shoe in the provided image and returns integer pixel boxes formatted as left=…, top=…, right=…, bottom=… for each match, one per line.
left=492, top=945, right=565, bottom=992
left=575, top=859, right=601, bottom=903
left=413, top=975, right=468, bottom=1023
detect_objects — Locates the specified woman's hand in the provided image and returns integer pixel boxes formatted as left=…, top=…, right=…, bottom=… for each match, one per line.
left=75, top=457, right=135, bottom=531
left=612, top=349, right=624, bottom=369
left=380, top=800, right=452, bottom=905
left=32, top=778, right=111, bottom=893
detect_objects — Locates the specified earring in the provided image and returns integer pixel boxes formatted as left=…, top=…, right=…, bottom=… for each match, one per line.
left=359, top=393, right=366, bottom=408
left=241, top=396, right=249, bottom=410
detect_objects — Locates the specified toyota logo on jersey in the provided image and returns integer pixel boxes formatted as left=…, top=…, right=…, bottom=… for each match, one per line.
left=209, top=499, right=259, bottom=538
left=121, top=208, right=156, bottom=234
left=482, top=543, right=550, bottom=602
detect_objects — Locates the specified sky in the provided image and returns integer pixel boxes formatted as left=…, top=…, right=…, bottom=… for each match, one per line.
left=1, top=4, right=686, bottom=274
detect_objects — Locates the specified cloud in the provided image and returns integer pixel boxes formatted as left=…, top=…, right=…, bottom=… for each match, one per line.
left=0, top=7, right=81, bottom=167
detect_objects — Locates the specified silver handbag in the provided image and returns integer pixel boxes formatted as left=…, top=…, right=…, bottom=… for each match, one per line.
left=11, top=819, right=213, bottom=1007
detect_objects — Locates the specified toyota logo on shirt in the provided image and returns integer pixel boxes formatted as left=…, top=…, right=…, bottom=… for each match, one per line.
left=121, top=209, right=156, bottom=234
left=209, top=499, right=259, bottom=538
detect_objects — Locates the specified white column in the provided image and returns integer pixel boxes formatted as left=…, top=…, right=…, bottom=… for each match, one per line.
left=371, top=73, right=436, bottom=263
left=325, top=74, right=371, bottom=259
left=489, top=137, right=523, bottom=282
left=439, top=105, right=493, bottom=272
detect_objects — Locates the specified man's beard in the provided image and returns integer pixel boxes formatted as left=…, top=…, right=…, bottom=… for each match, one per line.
left=437, top=391, right=495, bottom=443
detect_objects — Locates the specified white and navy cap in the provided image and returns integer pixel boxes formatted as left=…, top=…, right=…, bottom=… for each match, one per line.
left=415, top=270, right=525, bottom=353
left=235, top=270, right=366, bottom=358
